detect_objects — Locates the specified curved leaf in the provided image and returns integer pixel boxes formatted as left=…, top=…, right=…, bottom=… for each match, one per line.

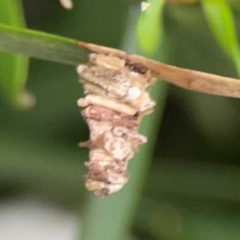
left=0, top=0, right=34, bottom=109
left=136, top=0, right=165, bottom=55
left=202, top=0, right=240, bottom=77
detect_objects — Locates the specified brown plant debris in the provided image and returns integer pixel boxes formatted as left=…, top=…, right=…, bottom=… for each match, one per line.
left=78, top=41, right=240, bottom=99
left=77, top=53, right=156, bottom=197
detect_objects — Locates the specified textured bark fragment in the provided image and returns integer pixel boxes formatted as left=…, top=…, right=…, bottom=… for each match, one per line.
left=77, top=53, right=155, bottom=197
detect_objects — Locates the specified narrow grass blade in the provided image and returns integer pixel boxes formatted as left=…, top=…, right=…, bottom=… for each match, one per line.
left=0, top=23, right=89, bottom=65
left=136, top=0, right=165, bottom=55
left=80, top=5, right=169, bottom=240
left=0, top=0, right=32, bottom=109
left=202, top=0, right=240, bottom=76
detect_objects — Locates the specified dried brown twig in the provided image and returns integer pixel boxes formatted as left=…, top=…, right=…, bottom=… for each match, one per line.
left=78, top=41, right=240, bottom=99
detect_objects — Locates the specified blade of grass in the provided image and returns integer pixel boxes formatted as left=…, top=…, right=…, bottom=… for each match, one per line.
left=0, top=0, right=32, bottom=109
left=80, top=5, right=169, bottom=240
left=201, top=0, right=240, bottom=76
left=136, top=0, right=165, bottom=55
left=0, top=23, right=89, bottom=65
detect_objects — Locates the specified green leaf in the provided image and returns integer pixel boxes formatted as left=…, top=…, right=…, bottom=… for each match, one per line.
left=201, top=0, right=240, bottom=77
left=0, top=0, right=34, bottom=109
left=80, top=6, right=169, bottom=240
left=0, top=23, right=89, bottom=65
left=136, top=0, right=165, bottom=55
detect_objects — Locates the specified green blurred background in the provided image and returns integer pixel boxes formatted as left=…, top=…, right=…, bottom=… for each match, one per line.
left=1, top=0, right=240, bottom=239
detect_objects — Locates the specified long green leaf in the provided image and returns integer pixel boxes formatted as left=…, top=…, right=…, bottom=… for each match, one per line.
left=0, top=23, right=89, bottom=66
left=202, top=0, right=240, bottom=76
left=0, top=0, right=32, bottom=109
left=136, top=0, right=165, bottom=55
left=80, top=6, right=168, bottom=240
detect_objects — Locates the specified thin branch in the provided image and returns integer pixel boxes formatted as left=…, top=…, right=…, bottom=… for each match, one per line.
left=0, top=22, right=240, bottom=99
left=78, top=41, right=240, bottom=99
